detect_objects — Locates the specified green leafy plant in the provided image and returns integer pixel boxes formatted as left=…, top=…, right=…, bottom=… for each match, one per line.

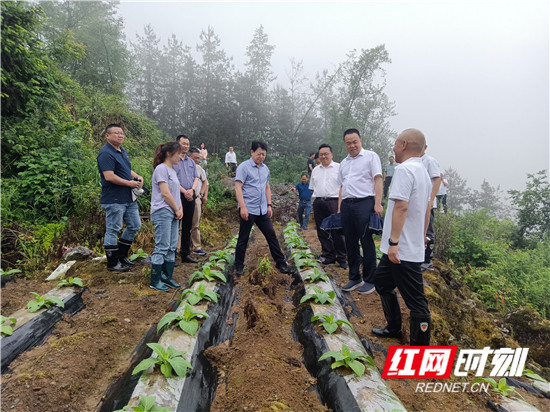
left=189, top=266, right=226, bottom=285
left=295, top=257, right=317, bottom=270
left=180, top=283, right=219, bottom=305
left=208, top=249, right=234, bottom=266
left=473, top=377, right=523, bottom=399
left=290, top=249, right=316, bottom=260
left=283, top=222, right=300, bottom=234
left=311, top=313, right=353, bottom=334
left=157, top=303, right=209, bottom=336
left=257, top=257, right=273, bottom=277
left=57, top=276, right=83, bottom=287
left=523, top=368, right=547, bottom=383
left=303, top=268, right=330, bottom=283
left=114, top=395, right=173, bottom=412
left=319, top=344, right=375, bottom=377
left=1, top=315, right=17, bottom=336
left=0, top=268, right=22, bottom=276
left=285, top=234, right=308, bottom=249
left=130, top=248, right=149, bottom=261
left=227, top=237, right=238, bottom=249
left=26, top=292, right=65, bottom=313
left=300, top=287, right=335, bottom=305
left=132, top=343, right=192, bottom=379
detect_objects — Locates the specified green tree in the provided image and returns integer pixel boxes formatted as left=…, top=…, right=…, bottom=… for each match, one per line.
left=39, top=0, right=130, bottom=91
left=469, top=179, right=505, bottom=217
left=443, top=167, right=471, bottom=213
left=509, top=170, right=550, bottom=247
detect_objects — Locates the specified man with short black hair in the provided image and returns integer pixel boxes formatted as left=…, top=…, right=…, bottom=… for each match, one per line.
left=309, top=143, right=347, bottom=269
left=372, top=128, right=432, bottom=346
left=307, top=152, right=315, bottom=176
left=225, top=146, right=238, bottom=177
left=189, top=147, right=209, bottom=256
left=338, top=128, right=383, bottom=294
left=174, top=135, right=199, bottom=263
left=234, top=141, right=289, bottom=276
left=97, top=124, right=143, bottom=272
left=384, top=156, right=397, bottom=198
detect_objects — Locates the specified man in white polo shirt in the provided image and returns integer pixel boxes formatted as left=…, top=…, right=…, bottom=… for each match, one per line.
left=309, top=144, right=347, bottom=269
left=338, top=128, right=383, bottom=294
left=371, top=128, right=432, bottom=346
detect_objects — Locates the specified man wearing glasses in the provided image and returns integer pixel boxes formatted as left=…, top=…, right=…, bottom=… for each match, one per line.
left=97, top=124, right=144, bottom=272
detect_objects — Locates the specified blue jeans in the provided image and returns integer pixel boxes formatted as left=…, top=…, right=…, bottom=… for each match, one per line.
left=297, top=200, right=312, bottom=229
left=101, top=202, right=141, bottom=246
left=151, top=208, right=179, bottom=265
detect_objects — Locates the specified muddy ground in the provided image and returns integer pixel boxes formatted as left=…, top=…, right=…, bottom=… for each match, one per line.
left=2, top=213, right=549, bottom=411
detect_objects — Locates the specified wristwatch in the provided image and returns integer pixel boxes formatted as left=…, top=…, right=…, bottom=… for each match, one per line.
left=388, top=238, right=399, bottom=246
left=267, top=203, right=272, bottom=207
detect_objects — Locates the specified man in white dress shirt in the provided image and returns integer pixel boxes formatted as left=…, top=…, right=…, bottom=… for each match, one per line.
left=338, top=128, right=383, bottom=295
left=309, top=144, right=347, bottom=269
left=225, top=146, right=238, bottom=177
left=420, top=146, right=441, bottom=270
left=372, top=128, right=432, bottom=346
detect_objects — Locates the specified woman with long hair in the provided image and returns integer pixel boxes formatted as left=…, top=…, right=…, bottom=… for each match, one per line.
left=149, top=141, right=184, bottom=291
left=199, top=142, right=208, bottom=166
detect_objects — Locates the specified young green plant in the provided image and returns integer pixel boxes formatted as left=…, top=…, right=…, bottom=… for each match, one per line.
left=57, top=277, right=83, bottom=287
left=113, top=395, right=173, bottom=412
left=295, top=257, right=317, bottom=270
left=157, top=303, right=209, bottom=336
left=311, top=313, right=353, bottom=334
left=0, top=268, right=22, bottom=276
left=132, top=343, right=192, bottom=379
left=257, top=257, right=273, bottom=277
left=319, top=344, right=375, bottom=377
left=290, top=249, right=316, bottom=261
left=523, top=368, right=547, bottom=383
left=1, top=315, right=17, bottom=336
left=300, top=287, right=335, bottom=305
left=26, top=292, right=65, bottom=313
left=180, top=283, right=219, bottom=305
left=472, top=377, right=524, bottom=399
left=208, top=249, right=234, bottom=266
left=130, top=248, right=149, bottom=261
left=303, top=268, right=330, bottom=283
left=188, top=266, right=226, bottom=285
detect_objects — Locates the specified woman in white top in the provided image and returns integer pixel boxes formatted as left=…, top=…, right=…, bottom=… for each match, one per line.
left=150, top=142, right=184, bottom=291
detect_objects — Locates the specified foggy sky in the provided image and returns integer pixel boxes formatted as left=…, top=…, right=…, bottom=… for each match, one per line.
left=119, top=0, right=549, bottom=193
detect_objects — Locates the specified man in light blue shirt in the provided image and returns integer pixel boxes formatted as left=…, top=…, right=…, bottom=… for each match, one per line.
left=234, top=141, right=289, bottom=276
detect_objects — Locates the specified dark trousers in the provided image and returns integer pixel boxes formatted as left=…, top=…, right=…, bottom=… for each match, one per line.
left=383, top=176, right=393, bottom=198
left=374, top=254, right=430, bottom=320
left=341, top=197, right=376, bottom=283
left=312, top=198, right=346, bottom=264
left=235, top=213, right=285, bottom=268
left=424, top=208, right=436, bottom=263
left=180, top=194, right=196, bottom=257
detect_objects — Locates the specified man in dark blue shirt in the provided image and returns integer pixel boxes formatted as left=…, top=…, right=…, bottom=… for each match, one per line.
left=97, top=124, right=143, bottom=272
left=291, top=173, right=312, bottom=230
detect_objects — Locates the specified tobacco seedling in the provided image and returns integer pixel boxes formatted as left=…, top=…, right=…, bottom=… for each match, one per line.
left=180, top=283, right=219, bottom=305
left=189, top=266, right=226, bottom=285
left=257, top=257, right=273, bottom=277
left=227, top=237, right=238, bottom=248
left=319, top=344, right=375, bottom=377
left=472, top=377, right=524, bottom=399
left=300, top=287, right=335, bottom=305
left=523, top=368, right=547, bottom=383
left=114, top=395, right=173, bottom=412
left=130, top=248, right=149, bottom=261
left=303, top=268, right=329, bottom=283
left=285, top=235, right=308, bottom=249
left=157, top=303, right=209, bottom=336
left=58, top=277, right=83, bottom=287
left=1, top=315, right=17, bottom=336
left=132, top=343, right=192, bottom=379
left=0, top=268, right=22, bottom=276
left=295, top=257, right=317, bottom=270
left=209, top=249, right=234, bottom=266
left=311, top=313, right=353, bottom=334
left=283, top=222, right=300, bottom=234
left=26, top=292, right=65, bottom=313
left=290, top=249, right=316, bottom=261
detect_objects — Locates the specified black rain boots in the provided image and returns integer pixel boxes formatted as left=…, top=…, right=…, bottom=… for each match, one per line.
left=118, top=239, right=135, bottom=267
left=372, top=291, right=403, bottom=338
left=410, top=314, right=431, bottom=346
left=105, top=246, right=129, bottom=272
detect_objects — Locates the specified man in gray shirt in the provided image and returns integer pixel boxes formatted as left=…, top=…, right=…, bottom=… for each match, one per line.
left=383, top=156, right=397, bottom=198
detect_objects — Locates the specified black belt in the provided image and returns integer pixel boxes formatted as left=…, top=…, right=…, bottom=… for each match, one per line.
left=343, top=197, right=372, bottom=203
left=299, top=199, right=311, bottom=202
left=315, top=197, right=338, bottom=201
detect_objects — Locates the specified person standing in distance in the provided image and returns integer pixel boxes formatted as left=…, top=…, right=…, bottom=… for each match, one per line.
left=97, top=124, right=143, bottom=272
left=383, top=156, right=397, bottom=199
left=225, top=146, right=238, bottom=177
left=372, top=128, right=432, bottom=346
left=309, top=144, right=347, bottom=269
left=234, top=141, right=289, bottom=276
left=290, top=173, right=312, bottom=230
left=420, top=145, right=441, bottom=270
left=307, top=152, right=315, bottom=177
left=338, top=128, right=383, bottom=294
left=173, top=135, right=199, bottom=264
left=189, top=147, right=209, bottom=256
